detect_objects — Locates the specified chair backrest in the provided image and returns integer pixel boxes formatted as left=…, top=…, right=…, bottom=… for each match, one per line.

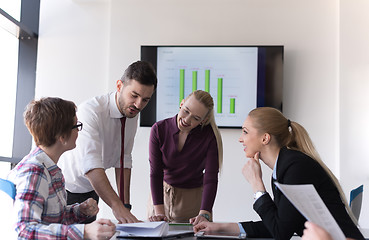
left=349, top=184, right=364, bottom=221
left=0, top=178, right=16, bottom=200
left=0, top=178, right=17, bottom=239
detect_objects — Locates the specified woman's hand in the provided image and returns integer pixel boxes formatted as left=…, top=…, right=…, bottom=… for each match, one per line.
left=242, top=152, right=266, bottom=192
left=193, top=222, right=219, bottom=233
left=189, top=213, right=209, bottom=225
left=193, top=222, right=239, bottom=234
left=150, top=204, right=168, bottom=222
left=84, top=218, right=116, bottom=240
left=148, top=214, right=168, bottom=222
left=302, top=221, right=333, bottom=240
left=79, top=198, right=99, bottom=217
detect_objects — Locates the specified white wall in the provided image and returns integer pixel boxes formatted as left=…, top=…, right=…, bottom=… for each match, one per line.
left=35, top=0, right=369, bottom=228
left=339, top=0, right=369, bottom=227
left=36, top=0, right=110, bottom=103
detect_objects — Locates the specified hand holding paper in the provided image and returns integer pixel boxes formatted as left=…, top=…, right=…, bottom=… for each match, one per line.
left=274, top=182, right=346, bottom=240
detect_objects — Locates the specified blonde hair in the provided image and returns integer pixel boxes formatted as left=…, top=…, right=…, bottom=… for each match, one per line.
left=249, top=107, right=358, bottom=225
left=184, top=90, right=223, bottom=170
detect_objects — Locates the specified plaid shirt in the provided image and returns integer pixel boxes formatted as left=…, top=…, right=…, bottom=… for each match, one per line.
left=8, top=147, right=88, bottom=239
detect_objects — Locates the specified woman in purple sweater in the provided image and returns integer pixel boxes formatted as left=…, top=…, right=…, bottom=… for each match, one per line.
left=148, top=90, right=223, bottom=224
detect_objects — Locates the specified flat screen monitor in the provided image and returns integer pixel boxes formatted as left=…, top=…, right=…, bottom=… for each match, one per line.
left=140, top=45, right=283, bottom=128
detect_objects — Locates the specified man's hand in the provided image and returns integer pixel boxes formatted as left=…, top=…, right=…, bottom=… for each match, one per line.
left=112, top=202, right=140, bottom=223
left=86, top=168, right=139, bottom=223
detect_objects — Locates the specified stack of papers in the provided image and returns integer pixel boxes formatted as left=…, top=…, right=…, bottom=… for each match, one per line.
left=117, top=221, right=169, bottom=237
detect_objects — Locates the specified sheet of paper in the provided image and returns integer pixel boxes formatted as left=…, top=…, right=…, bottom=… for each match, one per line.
left=274, top=182, right=346, bottom=240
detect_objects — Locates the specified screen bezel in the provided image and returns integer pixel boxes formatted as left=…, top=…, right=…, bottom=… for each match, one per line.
left=140, top=45, right=284, bottom=128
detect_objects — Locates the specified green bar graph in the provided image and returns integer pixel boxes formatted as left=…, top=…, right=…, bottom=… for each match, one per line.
left=180, top=69, right=185, bottom=104
left=217, top=78, right=223, bottom=113
left=192, top=71, right=197, bottom=92
left=205, top=70, right=210, bottom=93
left=230, top=98, right=235, bottom=114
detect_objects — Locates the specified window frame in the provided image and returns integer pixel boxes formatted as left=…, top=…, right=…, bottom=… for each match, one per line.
left=0, top=0, right=40, bottom=163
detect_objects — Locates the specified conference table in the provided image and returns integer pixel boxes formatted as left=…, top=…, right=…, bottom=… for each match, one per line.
left=111, top=223, right=369, bottom=240
left=111, top=223, right=303, bottom=240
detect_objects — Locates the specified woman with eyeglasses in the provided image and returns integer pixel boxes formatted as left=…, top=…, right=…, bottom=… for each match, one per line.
left=7, top=97, right=116, bottom=240
left=148, top=90, right=223, bottom=225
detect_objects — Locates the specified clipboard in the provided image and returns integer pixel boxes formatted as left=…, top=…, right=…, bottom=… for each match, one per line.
left=195, top=231, right=247, bottom=239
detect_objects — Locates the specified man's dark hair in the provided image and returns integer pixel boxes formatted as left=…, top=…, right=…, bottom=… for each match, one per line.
left=121, top=61, right=157, bottom=89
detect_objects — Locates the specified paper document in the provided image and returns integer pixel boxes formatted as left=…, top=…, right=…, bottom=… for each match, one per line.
left=274, top=182, right=346, bottom=240
left=116, top=221, right=169, bottom=237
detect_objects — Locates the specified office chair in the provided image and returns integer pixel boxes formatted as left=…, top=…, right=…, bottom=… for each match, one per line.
left=0, top=178, right=17, bottom=239
left=349, top=184, right=364, bottom=221
left=0, top=178, right=16, bottom=200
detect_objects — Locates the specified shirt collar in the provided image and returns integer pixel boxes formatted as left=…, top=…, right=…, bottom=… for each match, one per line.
left=272, top=154, right=279, bottom=180
left=272, top=147, right=288, bottom=180
left=35, top=147, right=61, bottom=177
left=109, top=92, right=124, bottom=119
left=34, top=147, right=55, bottom=168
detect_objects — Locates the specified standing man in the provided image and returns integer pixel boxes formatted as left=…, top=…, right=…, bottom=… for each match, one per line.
left=58, top=61, right=157, bottom=223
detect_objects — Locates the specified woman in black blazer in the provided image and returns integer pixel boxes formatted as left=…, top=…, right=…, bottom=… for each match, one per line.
left=193, top=107, right=363, bottom=240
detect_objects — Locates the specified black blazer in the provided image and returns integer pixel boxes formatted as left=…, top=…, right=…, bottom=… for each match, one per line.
left=241, top=147, right=364, bottom=240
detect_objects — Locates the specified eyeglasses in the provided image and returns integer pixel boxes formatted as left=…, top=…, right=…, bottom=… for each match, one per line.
left=72, top=121, right=83, bottom=131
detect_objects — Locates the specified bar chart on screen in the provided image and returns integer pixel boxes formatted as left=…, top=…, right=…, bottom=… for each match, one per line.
left=156, top=47, right=258, bottom=127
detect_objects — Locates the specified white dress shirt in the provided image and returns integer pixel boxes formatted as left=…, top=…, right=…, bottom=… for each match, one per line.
left=58, top=92, right=138, bottom=193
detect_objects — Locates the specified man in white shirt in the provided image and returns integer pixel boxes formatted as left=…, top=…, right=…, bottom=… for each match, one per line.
left=58, top=61, right=157, bottom=223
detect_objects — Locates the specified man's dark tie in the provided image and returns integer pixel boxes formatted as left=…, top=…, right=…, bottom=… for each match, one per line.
left=120, top=117, right=126, bottom=203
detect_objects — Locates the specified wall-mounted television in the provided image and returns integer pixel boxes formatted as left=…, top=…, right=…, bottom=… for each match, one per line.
left=140, top=45, right=283, bottom=128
